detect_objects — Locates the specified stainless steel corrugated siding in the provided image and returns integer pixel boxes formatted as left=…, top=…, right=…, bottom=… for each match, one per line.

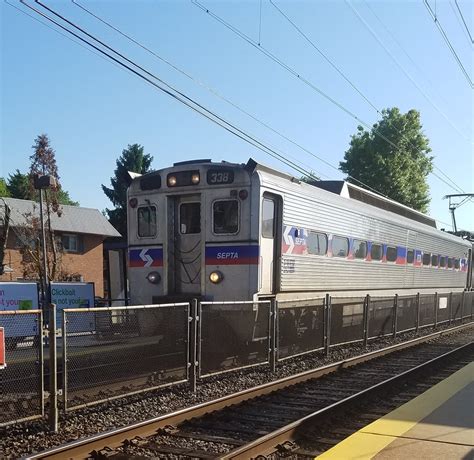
left=257, top=171, right=469, bottom=292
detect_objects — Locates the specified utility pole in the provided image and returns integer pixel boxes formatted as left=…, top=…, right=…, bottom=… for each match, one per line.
left=443, top=193, right=474, bottom=233
left=33, top=175, right=57, bottom=309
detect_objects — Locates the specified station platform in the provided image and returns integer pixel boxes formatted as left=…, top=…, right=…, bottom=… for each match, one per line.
left=317, top=361, right=474, bottom=459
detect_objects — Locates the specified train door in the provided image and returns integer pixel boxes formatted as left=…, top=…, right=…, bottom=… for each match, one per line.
left=260, top=193, right=282, bottom=294
left=172, top=194, right=202, bottom=295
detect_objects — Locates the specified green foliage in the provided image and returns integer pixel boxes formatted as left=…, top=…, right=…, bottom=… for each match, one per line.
left=0, top=178, right=10, bottom=197
left=102, top=144, right=154, bottom=237
left=57, top=189, right=79, bottom=206
left=339, top=108, right=433, bottom=213
left=7, top=169, right=32, bottom=200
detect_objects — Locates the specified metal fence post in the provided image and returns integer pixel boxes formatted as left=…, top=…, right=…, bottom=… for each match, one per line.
left=62, top=309, right=68, bottom=413
left=415, top=293, right=420, bottom=333
left=392, top=294, right=398, bottom=338
left=469, top=291, right=474, bottom=321
left=363, top=294, right=370, bottom=347
left=448, top=292, right=453, bottom=325
left=189, top=299, right=198, bottom=393
left=48, top=303, right=58, bottom=432
left=270, top=299, right=277, bottom=372
left=38, top=310, right=45, bottom=418
left=324, top=294, right=331, bottom=357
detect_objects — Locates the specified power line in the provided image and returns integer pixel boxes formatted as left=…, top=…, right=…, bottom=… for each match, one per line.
left=18, top=0, right=318, bottom=182
left=270, top=0, right=381, bottom=116
left=192, top=0, right=468, bottom=195
left=345, top=0, right=471, bottom=140
left=364, top=0, right=468, bottom=133
left=453, top=0, right=474, bottom=44
left=15, top=1, right=468, bottom=218
left=270, top=0, right=466, bottom=195
left=71, top=0, right=330, bottom=180
left=423, top=0, right=474, bottom=88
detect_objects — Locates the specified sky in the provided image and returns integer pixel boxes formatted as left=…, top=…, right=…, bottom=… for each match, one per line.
left=1, top=0, right=473, bottom=231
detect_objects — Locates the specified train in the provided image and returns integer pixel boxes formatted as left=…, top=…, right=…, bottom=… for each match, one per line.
left=127, top=158, right=472, bottom=302
left=126, top=159, right=472, bottom=356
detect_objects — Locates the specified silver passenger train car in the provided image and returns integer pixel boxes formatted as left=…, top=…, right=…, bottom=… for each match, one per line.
left=127, top=158, right=472, bottom=305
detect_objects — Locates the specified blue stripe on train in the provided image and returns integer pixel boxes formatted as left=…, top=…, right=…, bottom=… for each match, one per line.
left=205, top=245, right=259, bottom=265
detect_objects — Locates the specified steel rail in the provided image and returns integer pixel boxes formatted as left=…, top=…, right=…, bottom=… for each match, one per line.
left=222, top=340, right=473, bottom=459
left=24, top=322, right=473, bottom=460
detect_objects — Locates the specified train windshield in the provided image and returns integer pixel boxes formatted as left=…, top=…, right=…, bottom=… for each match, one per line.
left=213, top=200, right=239, bottom=234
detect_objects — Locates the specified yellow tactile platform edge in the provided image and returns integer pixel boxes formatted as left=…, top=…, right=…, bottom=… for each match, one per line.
left=316, top=360, right=474, bottom=460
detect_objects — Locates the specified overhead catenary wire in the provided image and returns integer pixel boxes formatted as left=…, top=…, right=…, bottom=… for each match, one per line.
left=453, top=0, right=474, bottom=45
left=71, top=0, right=331, bottom=180
left=345, top=0, right=471, bottom=138
left=192, top=0, right=469, bottom=195
left=19, top=0, right=319, bottom=183
left=423, top=0, right=474, bottom=88
left=270, top=0, right=467, bottom=195
left=11, top=1, right=468, bottom=225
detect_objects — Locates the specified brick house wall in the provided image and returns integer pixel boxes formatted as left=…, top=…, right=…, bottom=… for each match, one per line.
left=0, top=231, right=106, bottom=296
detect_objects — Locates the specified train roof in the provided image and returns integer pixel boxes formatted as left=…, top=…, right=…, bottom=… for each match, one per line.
left=247, top=159, right=437, bottom=228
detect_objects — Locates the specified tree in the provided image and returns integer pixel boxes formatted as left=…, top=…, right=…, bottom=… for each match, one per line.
left=0, top=178, right=10, bottom=198
left=102, top=144, right=154, bottom=237
left=7, top=170, right=32, bottom=200
left=339, top=108, right=433, bottom=213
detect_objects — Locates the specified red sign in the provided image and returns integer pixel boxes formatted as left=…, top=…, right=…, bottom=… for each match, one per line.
left=0, top=327, right=5, bottom=369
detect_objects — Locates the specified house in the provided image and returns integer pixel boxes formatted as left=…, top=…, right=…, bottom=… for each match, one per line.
left=0, top=198, right=121, bottom=296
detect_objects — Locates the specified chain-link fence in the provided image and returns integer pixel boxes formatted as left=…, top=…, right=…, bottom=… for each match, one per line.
left=0, top=310, right=43, bottom=427
left=277, top=298, right=324, bottom=360
left=465, top=291, right=474, bottom=320
left=419, top=294, right=436, bottom=327
left=199, top=301, right=271, bottom=377
left=451, top=292, right=463, bottom=322
left=395, top=295, right=417, bottom=333
left=368, top=297, right=394, bottom=338
left=62, top=303, right=190, bottom=411
left=330, top=298, right=365, bottom=346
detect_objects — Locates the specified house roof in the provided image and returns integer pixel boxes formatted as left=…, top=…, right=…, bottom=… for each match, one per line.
left=0, top=197, right=121, bottom=238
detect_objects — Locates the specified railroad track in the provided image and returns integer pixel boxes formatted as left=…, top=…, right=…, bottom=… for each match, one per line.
left=26, top=323, right=473, bottom=460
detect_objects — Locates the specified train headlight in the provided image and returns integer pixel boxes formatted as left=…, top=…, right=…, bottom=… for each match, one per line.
left=209, top=271, right=224, bottom=284
left=168, top=175, right=177, bottom=187
left=146, top=271, right=161, bottom=284
left=191, top=173, right=200, bottom=184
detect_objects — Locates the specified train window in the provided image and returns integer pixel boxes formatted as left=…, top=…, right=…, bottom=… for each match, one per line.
left=448, top=258, right=453, bottom=268
left=332, top=236, right=349, bottom=257
left=213, top=200, right=239, bottom=234
left=440, top=257, right=446, bottom=268
left=352, top=239, right=367, bottom=259
left=179, top=202, right=201, bottom=234
left=137, top=206, right=157, bottom=237
left=431, top=254, right=439, bottom=267
left=407, top=250, right=414, bottom=264
left=262, top=198, right=275, bottom=238
left=454, top=258, right=460, bottom=269
left=371, top=244, right=383, bottom=261
left=386, top=246, right=397, bottom=262
left=307, top=232, right=328, bottom=255
left=422, top=253, right=431, bottom=265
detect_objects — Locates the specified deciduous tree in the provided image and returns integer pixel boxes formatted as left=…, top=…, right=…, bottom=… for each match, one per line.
left=339, top=108, right=433, bottom=213
left=102, top=144, right=154, bottom=237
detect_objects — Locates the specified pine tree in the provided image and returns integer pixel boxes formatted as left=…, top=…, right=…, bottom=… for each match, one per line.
left=102, top=144, right=154, bottom=237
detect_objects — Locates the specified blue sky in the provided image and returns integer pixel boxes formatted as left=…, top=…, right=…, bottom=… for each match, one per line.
left=1, top=0, right=473, bottom=230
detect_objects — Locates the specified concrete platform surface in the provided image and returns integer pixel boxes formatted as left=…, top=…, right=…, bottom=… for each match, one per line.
left=317, top=360, right=474, bottom=459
